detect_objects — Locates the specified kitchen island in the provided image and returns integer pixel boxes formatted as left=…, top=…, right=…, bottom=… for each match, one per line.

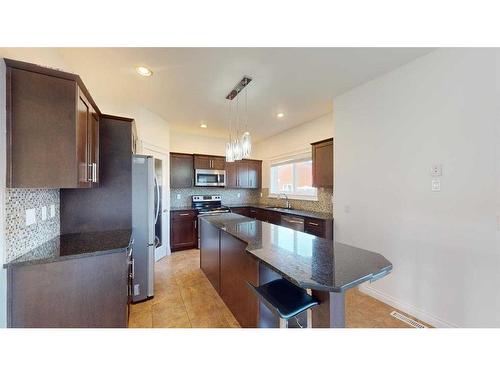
left=199, top=213, right=392, bottom=328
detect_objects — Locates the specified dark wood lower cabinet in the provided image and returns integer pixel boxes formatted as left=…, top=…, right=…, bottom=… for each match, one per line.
left=7, top=251, right=129, bottom=328
left=220, top=230, right=259, bottom=328
left=170, top=210, right=198, bottom=251
left=199, top=219, right=221, bottom=293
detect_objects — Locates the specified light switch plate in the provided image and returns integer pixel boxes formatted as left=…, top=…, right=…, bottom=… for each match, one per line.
left=26, top=208, right=36, bottom=226
left=50, top=204, right=55, bottom=218
left=431, top=178, right=441, bottom=192
left=431, top=164, right=442, bottom=177
left=41, top=206, right=47, bottom=221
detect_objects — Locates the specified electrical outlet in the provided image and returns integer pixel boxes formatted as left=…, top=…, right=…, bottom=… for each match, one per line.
left=260, top=192, right=263, bottom=198
left=237, top=192, right=241, bottom=198
left=176, top=194, right=181, bottom=200
left=431, top=178, right=441, bottom=192
left=41, top=206, right=47, bottom=221
left=50, top=204, right=55, bottom=218
left=25, top=208, right=36, bottom=226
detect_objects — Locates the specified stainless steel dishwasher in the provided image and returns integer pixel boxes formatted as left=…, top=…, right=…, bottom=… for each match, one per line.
left=280, top=215, right=305, bottom=232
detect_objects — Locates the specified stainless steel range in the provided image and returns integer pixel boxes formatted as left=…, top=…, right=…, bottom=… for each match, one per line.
left=192, top=195, right=230, bottom=216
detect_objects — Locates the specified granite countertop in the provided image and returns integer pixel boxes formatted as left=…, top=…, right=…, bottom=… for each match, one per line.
left=227, top=203, right=333, bottom=220
left=200, top=213, right=392, bottom=292
left=170, top=203, right=333, bottom=220
left=4, top=229, right=132, bottom=268
left=170, top=206, right=196, bottom=212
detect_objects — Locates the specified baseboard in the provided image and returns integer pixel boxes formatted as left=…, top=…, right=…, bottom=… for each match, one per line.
left=358, top=284, right=458, bottom=328
left=154, top=246, right=167, bottom=262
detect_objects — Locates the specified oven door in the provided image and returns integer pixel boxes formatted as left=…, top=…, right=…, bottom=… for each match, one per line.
left=195, top=169, right=226, bottom=186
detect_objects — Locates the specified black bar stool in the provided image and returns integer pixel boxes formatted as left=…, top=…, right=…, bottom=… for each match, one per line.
left=248, top=278, right=319, bottom=328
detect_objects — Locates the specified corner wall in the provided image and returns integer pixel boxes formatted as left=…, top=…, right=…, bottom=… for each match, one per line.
left=334, top=48, right=500, bottom=327
left=0, top=59, right=7, bottom=327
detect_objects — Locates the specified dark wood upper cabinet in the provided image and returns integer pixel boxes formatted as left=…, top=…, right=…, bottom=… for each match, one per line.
left=170, top=153, right=194, bottom=188
left=311, top=138, right=333, bottom=188
left=5, top=58, right=100, bottom=188
left=247, top=160, right=262, bottom=188
left=194, top=154, right=225, bottom=170
left=225, top=159, right=262, bottom=189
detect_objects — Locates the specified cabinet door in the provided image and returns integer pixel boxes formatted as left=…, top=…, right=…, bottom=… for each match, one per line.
left=89, top=108, right=99, bottom=185
left=312, top=138, right=333, bottom=188
left=170, top=211, right=198, bottom=250
left=237, top=160, right=249, bottom=188
left=199, top=219, right=220, bottom=292
left=170, top=153, right=194, bottom=188
left=220, top=230, right=259, bottom=328
left=212, top=157, right=225, bottom=170
left=225, top=162, right=238, bottom=188
left=247, top=160, right=262, bottom=189
left=77, top=92, right=91, bottom=188
left=231, top=207, right=250, bottom=217
left=255, top=208, right=269, bottom=222
left=193, top=155, right=211, bottom=169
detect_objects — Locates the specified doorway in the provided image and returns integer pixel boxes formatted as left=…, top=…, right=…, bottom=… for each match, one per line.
left=141, top=141, right=170, bottom=261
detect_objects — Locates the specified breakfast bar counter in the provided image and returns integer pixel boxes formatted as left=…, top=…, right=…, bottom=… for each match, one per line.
left=199, top=213, right=392, bottom=328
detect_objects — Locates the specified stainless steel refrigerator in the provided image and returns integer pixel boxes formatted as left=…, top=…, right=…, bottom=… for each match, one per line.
left=132, top=155, right=157, bottom=302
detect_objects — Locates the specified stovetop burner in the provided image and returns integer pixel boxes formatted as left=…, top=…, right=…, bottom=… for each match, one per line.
left=192, top=195, right=230, bottom=215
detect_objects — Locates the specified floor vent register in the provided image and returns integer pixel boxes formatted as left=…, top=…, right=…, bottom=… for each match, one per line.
left=390, top=311, right=428, bottom=328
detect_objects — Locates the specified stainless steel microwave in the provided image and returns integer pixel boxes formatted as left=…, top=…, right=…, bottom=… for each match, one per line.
left=195, top=169, right=226, bottom=187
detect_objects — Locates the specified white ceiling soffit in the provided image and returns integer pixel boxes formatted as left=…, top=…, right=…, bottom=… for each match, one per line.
left=58, top=47, right=434, bottom=140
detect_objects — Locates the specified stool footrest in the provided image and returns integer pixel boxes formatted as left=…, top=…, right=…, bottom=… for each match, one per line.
left=248, top=278, right=319, bottom=321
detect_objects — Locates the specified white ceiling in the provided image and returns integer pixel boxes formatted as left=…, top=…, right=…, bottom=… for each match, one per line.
left=59, top=48, right=433, bottom=141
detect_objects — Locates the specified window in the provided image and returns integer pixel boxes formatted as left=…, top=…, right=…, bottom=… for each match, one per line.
left=270, top=154, right=317, bottom=199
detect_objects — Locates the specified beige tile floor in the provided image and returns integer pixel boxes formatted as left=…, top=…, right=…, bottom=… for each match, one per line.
left=129, top=249, right=428, bottom=328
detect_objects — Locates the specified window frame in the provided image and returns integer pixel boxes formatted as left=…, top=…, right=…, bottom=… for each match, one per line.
left=268, top=152, right=318, bottom=201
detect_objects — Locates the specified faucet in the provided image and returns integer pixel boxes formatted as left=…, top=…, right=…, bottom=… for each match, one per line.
left=279, top=193, right=292, bottom=209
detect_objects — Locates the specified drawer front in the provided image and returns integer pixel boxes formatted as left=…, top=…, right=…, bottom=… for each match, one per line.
left=304, top=218, right=325, bottom=237
left=267, top=211, right=282, bottom=225
left=171, top=210, right=197, bottom=221
left=231, top=207, right=251, bottom=217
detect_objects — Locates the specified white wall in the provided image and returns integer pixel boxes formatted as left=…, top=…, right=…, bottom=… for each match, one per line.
left=170, top=130, right=227, bottom=155
left=334, top=48, right=500, bottom=327
left=253, top=113, right=334, bottom=188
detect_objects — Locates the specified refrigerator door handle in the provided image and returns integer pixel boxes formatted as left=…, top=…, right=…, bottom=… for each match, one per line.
left=154, top=174, right=160, bottom=225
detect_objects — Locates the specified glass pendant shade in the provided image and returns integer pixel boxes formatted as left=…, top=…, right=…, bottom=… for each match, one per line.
left=232, top=138, right=243, bottom=161
left=241, top=132, right=251, bottom=158
left=225, top=141, right=234, bottom=162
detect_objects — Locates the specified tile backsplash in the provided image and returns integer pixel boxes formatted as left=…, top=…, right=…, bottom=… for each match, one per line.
left=171, top=188, right=261, bottom=208
left=4, top=188, right=60, bottom=262
left=170, top=187, right=333, bottom=214
left=259, top=187, right=333, bottom=213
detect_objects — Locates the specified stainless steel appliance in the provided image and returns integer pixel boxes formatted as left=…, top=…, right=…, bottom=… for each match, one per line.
left=193, top=195, right=230, bottom=249
left=131, top=155, right=157, bottom=302
left=280, top=215, right=305, bottom=232
left=195, top=169, right=226, bottom=187
left=192, top=195, right=230, bottom=216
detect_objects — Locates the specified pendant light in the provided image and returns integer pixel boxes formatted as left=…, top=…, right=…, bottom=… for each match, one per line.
left=225, top=76, right=252, bottom=162
left=241, top=85, right=251, bottom=158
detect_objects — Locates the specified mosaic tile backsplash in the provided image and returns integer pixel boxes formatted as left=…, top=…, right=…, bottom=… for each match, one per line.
left=4, top=188, right=60, bottom=262
left=259, top=187, right=333, bottom=213
left=171, top=187, right=333, bottom=214
left=171, top=188, right=261, bottom=208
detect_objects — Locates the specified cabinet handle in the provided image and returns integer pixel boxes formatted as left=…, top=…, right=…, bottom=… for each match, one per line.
left=308, top=222, right=319, bottom=226
left=179, top=213, right=190, bottom=216
left=130, top=258, right=135, bottom=279
left=194, top=220, right=197, bottom=229
left=92, top=162, right=97, bottom=182
left=87, top=163, right=93, bottom=182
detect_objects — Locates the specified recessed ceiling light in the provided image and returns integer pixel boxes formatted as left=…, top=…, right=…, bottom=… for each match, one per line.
left=243, top=131, right=250, bottom=136
left=200, top=123, right=208, bottom=128
left=136, top=66, right=153, bottom=77
left=276, top=112, right=285, bottom=118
